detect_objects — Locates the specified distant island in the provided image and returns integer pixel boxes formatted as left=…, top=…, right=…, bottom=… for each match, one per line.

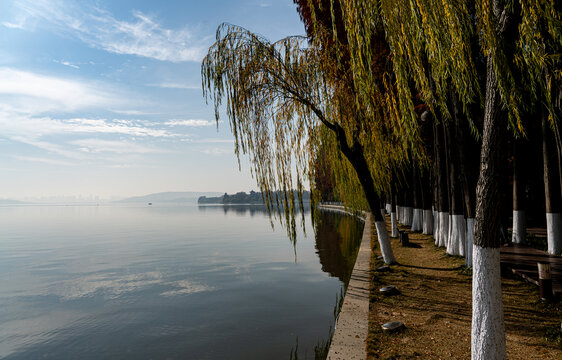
left=198, top=190, right=310, bottom=205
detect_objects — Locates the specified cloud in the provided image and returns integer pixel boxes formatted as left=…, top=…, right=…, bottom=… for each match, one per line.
left=0, top=114, right=175, bottom=139
left=14, top=0, right=207, bottom=62
left=0, top=68, right=117, bottom=113
left=147, top=82, right=201, bottom=90
left=201, top=147, right=231, bottom=156
left=54, top=60, right=80, bottom=69
left=165, top=119, right=214, bottom=127
left=70, top=138, right=166, bottom=154
left=196, top=138, right=234, bottom=144
left=2, top=12, right=29, bottom=29
left=2, top=21, right=26, bottom=29
left=109, top=109, right=158, bottom=116
left=12, top=136, right=84, bottom=159
left=14, top=155, right=74, bottom=166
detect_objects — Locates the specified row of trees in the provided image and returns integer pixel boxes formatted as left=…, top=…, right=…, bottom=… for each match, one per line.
left=201, top=0, right=560, bottom=358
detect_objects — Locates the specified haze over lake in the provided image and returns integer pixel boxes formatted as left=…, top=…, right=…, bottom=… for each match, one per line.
left=0, top=203, right=363, bottom=359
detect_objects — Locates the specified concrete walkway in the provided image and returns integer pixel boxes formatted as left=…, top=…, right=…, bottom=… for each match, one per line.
left=320, top=205, right=371, bottom=360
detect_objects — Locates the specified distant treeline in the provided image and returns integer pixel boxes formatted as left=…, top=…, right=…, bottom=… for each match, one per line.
left=198, top=190, right=310, bottom=205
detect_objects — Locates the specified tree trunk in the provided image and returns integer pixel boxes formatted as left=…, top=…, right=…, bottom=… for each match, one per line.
left=391, top=186, right=399, bottom=238
left=421, top=167, right=434, bottom=234
left=512, top=138, right=527, bottom=244
left=432, top=134, right=440, bottom=240
left=472, top=54, right=506, bottom=360
left=434, top=118, right=449, bottom=247
left=337, top=135, right=396, bottom=264
left=400, top=167, right=413, bottom=226
left=453, top=99, right=477, bottom=265
left=411, top=164, right=424, bottom=232
left=447, top=93, right=467, bottom=256
left=542, top=112, right=562, bottom=255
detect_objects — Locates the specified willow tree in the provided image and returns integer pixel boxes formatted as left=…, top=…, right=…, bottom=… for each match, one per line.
left=325, top=0, right=560, bottom=358
left=201, top=23, right=405, bottom=263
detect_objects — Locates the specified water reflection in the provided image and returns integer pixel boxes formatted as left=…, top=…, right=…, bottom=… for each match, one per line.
left=198, top=203, right=311, bottom=217
left=0, top=205, right=363, bottom=360
left=314, top=212, right=364, bottom=283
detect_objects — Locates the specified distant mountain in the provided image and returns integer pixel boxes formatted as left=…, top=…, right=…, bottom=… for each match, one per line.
left=115, top=191, right=223, bottom=204
left=0, top=198, right=26, bottom=204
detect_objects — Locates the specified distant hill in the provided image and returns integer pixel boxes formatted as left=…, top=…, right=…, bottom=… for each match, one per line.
left=0, top=198, right=26, bottom=204
left=116, top=191, right=223, bottom=204
left=198, top=190, right=310, bottom=205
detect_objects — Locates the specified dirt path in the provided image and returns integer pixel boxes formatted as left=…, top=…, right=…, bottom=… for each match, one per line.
left=367, top=220, right=562, bottom=359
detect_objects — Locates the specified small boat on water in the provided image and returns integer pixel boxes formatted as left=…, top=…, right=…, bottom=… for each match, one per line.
left=148, top=202, right=152, bottom=205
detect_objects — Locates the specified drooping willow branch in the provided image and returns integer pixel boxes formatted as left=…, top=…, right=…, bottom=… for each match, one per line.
left=201, top=23, right=409, bottom=238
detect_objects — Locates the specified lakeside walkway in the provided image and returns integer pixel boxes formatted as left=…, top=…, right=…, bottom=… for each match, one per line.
left=320, top=204, right=370, bottom=360
left=319, top=204, right=562, bottom=358
left=500, top=245, right=562, bottom=297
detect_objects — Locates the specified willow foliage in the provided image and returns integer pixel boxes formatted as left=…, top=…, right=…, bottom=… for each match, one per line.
left=330, top=0, right=561, bottom=137
left=202, top=23, right=409, bottom=228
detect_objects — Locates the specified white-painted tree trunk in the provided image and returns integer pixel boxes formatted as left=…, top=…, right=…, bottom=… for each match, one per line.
left=386, top=203, right=392, bottom=214
left=466, top=218, right=474, bottom=267
left=375, top=220, right=396, bottom=264
left=449, top=214, right=455, bottom=250
left=437, top=212, right=449, bottom=247
left=391, top=212, right=399, bottom=238
left=511, top=210, right=526, bottom=244
left=423, top=209, right=434, bottom=235
left=396, top=206, right=402, bottom=224
left=446, top=214, right=454, bottom=253
left=411, top=208, right=423, bottom=232
left=472, top=245, right=505, bottom=360
left=403, top=206, right=413, bottom=227
left=446, top=215, right=466, bottom=256
left=546, top=213, right=562, bottom=255
left=433, top=209, right=439, bottom=245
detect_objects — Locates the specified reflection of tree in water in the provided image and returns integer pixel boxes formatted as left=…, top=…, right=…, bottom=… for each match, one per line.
left=314, top=211, right=364, bottom=283
left=198, top=204, right=311, bottom=218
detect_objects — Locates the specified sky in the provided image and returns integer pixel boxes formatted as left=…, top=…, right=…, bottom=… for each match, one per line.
left=0, top=0, right=305, bottom=201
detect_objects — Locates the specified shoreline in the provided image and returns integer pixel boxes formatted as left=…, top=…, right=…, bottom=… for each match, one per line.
left=319, top=204, right=371, bottom=359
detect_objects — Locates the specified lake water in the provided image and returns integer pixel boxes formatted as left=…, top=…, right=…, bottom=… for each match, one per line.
left=0, top=204, right=363, bottom=359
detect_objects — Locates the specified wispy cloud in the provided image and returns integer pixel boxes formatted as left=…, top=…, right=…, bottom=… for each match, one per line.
left=2, top=21, right=26, bottom=29
left=147, top=82, right=201, bottom=90
left=0, top=114, right=175, bottom=139
left=12, top=136, right=84, bottom=159
left=14, top=155, right=74, bottom=166
left=0, top=68, right=116, bottom=113
left=14, top=0, right=207, bottom=62
left=53, top=59, right=80, bottom=69
left=165, top=119, right=214, bottom=127
left=201, top=148, right=231, bottom=156
left=196, top=138, right=234, bottom=144
left=70, top=138, right=167, bottom=154
left=2, top=12, right=29, bottom=29
left=109, top=109, right=158, bottom=116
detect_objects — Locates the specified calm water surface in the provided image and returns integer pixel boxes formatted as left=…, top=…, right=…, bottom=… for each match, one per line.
left=0, top=204, right=363, bottom=359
